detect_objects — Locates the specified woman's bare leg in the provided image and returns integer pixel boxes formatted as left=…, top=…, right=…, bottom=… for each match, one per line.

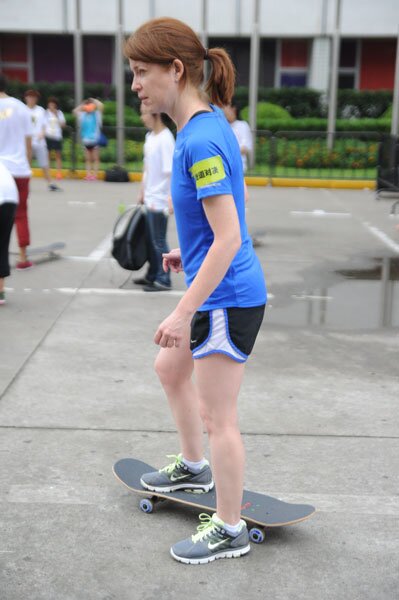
left=55, top=150, right=62, bottom=174
left=84, top=148, right=91, bottom=176
left=194, top=354, right=246, bottom=524
left=154, top=324, right=204, bottom=461
left=93, top=147, right=99, bottom=178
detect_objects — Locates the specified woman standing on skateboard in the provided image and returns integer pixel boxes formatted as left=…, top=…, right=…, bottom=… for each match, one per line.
left=125, top=18, right=267, bottom=564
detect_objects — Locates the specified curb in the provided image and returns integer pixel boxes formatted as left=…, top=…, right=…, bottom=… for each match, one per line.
left=269, top=177, right=375, bottom=190
left=31, top=169, right=375, bottom=190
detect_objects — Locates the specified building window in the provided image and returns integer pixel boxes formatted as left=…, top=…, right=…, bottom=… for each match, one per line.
left=0, top=34, right=29, bottom=82
left=84, top=36, right=113, bottom=84
left=280, top=73, right=307, bottom=87
left=277, top=39, right=309, bottom=87
left=338, top=39, right=358, bottom=89
left=359, top=39, right=396, bottom=90
left=33, top=35, right=74, bottom=82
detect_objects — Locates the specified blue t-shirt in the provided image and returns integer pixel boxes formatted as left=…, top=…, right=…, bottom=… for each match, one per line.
left=171, top=105, right=267, bottom=311
left=79, top=111, right=101, bottom=145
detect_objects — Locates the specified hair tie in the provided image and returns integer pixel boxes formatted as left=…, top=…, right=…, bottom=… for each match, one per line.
left=204, top=48, right=209, bottom=60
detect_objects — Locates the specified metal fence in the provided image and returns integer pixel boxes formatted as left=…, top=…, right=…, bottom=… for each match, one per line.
left=49, top=127, right=383, bottom=180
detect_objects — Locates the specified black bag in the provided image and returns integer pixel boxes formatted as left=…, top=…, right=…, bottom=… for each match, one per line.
left=377, top=135, right=399, bottom=193
left=105, top=165, right=130, bottom=182
left=97, top=131, right=108, bottom=147
left=111, top=205, right=148, bottom=271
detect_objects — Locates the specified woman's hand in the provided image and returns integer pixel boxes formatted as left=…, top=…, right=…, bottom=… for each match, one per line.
left=162, top=248, right=183, bottom=273
left=154, top=307, right=192, bottom=348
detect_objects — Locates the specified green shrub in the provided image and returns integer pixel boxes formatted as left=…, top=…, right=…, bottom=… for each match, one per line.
left=102, top=101, right=141, bottom=126
left=336, top=90, right=392, bottom=119
left=380, top=105, right=392, bottom=119
left=263, top=88, right=323, bottom=118
left=241, top=102, right=293, bottom=122
left=254, top=135, right=379, bottom=170
left=254, top=117, right=390, bottom=133
left=5, top=79, right=393, bottom=120
left=234, top=87, right=323, bottom=117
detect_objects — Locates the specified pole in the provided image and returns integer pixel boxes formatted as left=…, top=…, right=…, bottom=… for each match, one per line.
left=115, top=0, right=125, bottom=166
left=391, top=27, right=399, bottom=136
left=201, top=0, right=208, bottom=80
left=248, top=0, right=260, bottom=168
left=73, top=0, right=83, bottom=107
left=201, top=0, right=208, bottom=48
left=327, top=0, right=341, bottom=150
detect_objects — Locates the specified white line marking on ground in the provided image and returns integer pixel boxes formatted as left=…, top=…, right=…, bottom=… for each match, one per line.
left=0, top=286, right=276, bottom=299
left=65, top=256, right=101, bottom=262
left=6, top=486, right=399, bottom=515
left=68, top=200, right=96, bottom=206
left=292, top=294, right=333, bottom=301
left=64, top=256, right=101, bottom=262
left=56, top=287, right=186, bottom=297
left=88, top=233, right=112, bottom=260
left=274, top=493, right=399, bottom=516
left=290, top=209, right=351, bottom=218
left=362, top=222, right=399, bottom=254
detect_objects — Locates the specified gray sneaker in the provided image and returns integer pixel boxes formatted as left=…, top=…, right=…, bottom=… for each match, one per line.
left=140, top=454, right=214, bottom=493
left=170, top=513, right=250, bottom=564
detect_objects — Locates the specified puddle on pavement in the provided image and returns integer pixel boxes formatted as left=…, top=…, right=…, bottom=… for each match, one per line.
left=266, top=257, right=399, bottom=330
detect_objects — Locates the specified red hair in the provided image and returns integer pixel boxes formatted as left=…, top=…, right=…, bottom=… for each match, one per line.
left=125, top=17, right=235, bottom=107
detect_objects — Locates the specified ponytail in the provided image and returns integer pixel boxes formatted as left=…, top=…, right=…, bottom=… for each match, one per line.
left=205, top=48, right=236, bottom=107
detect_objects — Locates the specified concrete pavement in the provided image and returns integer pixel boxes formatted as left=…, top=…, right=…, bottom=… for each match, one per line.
left=1, top=179, right=398, bottom=599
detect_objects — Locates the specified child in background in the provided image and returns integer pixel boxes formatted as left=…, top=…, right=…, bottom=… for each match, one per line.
left=44, top=97, right=66, bottom=180
left=73, top=98, right=104, bottom=180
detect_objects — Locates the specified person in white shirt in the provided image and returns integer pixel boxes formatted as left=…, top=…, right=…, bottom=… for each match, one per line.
left=0, top=162, right=19, bottom=304
left=24, top=89, right=60, bottom=191
left=134, top=110, right=175, bottom=291
left=0, top=74, right=34, bottom=269
left=223, top=103, right=253, bottom=173
left=223, top=102, right=252, bottom=203
left=44, top=96, right=66, bottom=180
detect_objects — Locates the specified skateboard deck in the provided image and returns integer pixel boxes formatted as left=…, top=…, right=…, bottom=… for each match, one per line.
left=113, top=458, right=315, bottom=544
left=27, top=242, right=65, bottom=261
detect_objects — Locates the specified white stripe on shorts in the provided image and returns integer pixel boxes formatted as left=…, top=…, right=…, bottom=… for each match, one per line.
left=192, top=308, right=247, bottom=362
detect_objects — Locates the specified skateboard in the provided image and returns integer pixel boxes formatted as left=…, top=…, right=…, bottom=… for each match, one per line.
left=27, top=242, right=65, bottom=263
left=113, top=458, right=316, bottom=544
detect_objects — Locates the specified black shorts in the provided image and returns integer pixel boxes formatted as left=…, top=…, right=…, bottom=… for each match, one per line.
left=45, top=138, right=62, bottom=152
left=190, top=305, right=265, bottom=363
left=84, top=143, right=98, bottom=151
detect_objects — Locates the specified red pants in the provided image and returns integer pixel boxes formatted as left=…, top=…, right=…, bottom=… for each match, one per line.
left=13, top=177, right=30, bottom=248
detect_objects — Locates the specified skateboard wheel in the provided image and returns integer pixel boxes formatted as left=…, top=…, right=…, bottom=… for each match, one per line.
left=139, top=498, right=154, bottom=513
left=249, top=527, right=265, bottom=544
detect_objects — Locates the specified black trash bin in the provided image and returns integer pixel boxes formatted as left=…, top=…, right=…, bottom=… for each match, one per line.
left=376, top=135, right=399, bottom=198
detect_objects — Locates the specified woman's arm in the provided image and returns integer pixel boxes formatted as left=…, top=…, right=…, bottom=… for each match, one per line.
left=178, top=194, right=241, bottom=315
left=93, top=98, right=104, bottom=112
left=154, top=194, right=241, bottom=347
left=72, top=104, right=84, bottom=116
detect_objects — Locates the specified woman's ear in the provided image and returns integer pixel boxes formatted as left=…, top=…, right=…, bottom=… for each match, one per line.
left=172, top=59, right=184, bottom=82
